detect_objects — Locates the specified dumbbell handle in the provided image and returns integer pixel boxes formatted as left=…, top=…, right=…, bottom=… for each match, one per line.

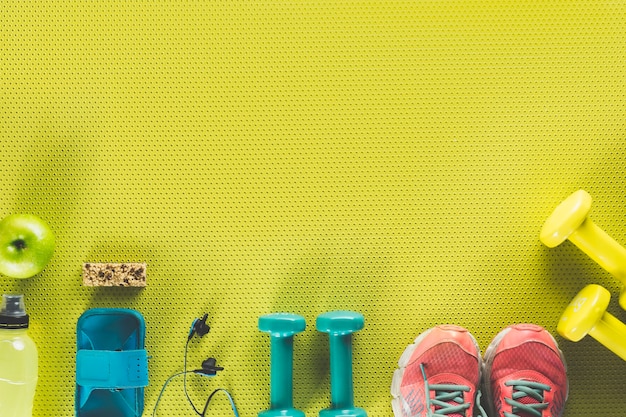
left=589, top=312, right=626, bottom=361
left=269, top=336, right=295, bottom=409
left=329, top=334, right=354, bottom=409
left=570, top=219, right=626, bottom=282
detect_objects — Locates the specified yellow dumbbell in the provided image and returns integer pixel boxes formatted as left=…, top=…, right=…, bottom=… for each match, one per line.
left=540, top=189, right=626, bottom=309
left=558, top=284, right=626, bottom=361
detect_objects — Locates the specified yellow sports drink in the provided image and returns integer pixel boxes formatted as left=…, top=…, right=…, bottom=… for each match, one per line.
left=0, top=295, right=38, bottom=417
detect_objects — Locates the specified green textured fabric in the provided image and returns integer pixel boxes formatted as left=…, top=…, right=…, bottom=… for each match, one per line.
left=1, top=1, right=625, bottom=416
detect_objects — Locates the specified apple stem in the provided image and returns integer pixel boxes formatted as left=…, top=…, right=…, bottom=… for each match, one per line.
left=12, top=239, right=27, bottom=250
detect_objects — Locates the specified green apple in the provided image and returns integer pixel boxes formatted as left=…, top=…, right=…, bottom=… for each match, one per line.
left=0, top=214, right=55, bottom=279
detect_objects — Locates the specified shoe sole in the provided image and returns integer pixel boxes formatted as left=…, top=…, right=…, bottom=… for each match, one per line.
left=390, top=326, right=482, bottom=417
left=482, top=325, right=569, bottom=417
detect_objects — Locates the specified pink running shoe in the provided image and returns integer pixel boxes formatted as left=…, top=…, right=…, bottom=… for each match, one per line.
left=391, top=325, right=486, bottom=417
left=483, top=324, right=568, bottom=417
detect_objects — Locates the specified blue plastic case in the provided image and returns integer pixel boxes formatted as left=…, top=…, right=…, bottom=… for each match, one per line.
left=75, top=308, right=149, bottom=417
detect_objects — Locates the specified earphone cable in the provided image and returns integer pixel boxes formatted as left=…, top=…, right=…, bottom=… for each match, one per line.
left=152, top=371, right=200, bottom=417
left=201, top=388, right=240, bottom=417
left=184, top=338, right=203, bottom=416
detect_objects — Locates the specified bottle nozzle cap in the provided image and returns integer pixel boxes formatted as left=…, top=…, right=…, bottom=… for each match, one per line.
left=1, top=295, right=26, bottom=317
left=0, top=294, right=29, bottom=328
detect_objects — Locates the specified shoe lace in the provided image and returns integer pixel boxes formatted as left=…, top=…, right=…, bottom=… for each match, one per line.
left=420, top=364, right=487, bottom=417
left=503, top=380, right=551, bottom=417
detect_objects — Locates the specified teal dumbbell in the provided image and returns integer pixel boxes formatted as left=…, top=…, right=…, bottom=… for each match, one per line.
left=317, top=311, right=367, bottom=417
left=259, top=313, right=306, bottom=417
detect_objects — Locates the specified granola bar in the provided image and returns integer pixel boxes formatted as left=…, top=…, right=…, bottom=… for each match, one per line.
left=82, top=263, right=147, bottom=287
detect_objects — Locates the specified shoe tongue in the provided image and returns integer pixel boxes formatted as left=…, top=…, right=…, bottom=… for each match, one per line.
left=514, top=397, right=541, bottom=417
left=431, top=379, right=469, bottom=417
left=509, top=383, right=546, bottom=417
left=443, top=410, right=465, bottom=417
left=431, top=397, right=466, bottom=417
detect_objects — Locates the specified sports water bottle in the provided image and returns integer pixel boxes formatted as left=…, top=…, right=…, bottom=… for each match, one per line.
left=0, top=294, right=38, bottom=417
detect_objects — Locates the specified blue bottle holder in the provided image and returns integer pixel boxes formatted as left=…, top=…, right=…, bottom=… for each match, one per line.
left=75, top=308, right=149, bottom=417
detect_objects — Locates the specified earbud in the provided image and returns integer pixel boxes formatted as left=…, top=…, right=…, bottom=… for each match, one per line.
left=188, top=313, right=210, bottom=341
left=193, top=357, right=224, bottom=376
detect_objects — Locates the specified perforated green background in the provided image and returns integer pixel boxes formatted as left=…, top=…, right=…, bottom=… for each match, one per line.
left=1, top=1, right=625, bottom=416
